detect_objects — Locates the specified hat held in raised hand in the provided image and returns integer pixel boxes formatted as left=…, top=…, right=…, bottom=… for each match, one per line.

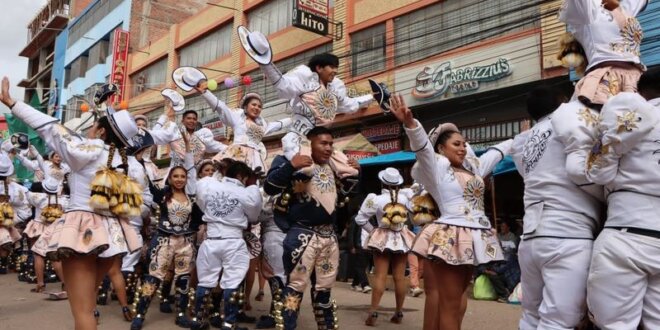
left=237, top=25, right=273, bottom=65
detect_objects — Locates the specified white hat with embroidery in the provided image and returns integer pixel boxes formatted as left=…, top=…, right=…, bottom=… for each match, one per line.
left=237, top=25, right=273, bottom=65
left=172, top=66, right=207, bottom=92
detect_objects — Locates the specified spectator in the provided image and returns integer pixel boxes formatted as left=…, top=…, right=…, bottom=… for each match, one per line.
left=348, top=214, right=372, bottom=293
left=480, top=221, right=521, bottom=302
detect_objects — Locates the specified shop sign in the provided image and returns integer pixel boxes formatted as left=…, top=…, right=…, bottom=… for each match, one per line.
left=361, top=123, right=401, bottom=142
left=293, top=0, right=329, bottom=36
left=203, top=120, right=225, bottom=138
left=413, top=58, right=511, bottom=100
left=109, top=29, right=130, bottom=104
left=344, top=150, right=378, bottom=161
left=373, top=139, right=401, bottom=154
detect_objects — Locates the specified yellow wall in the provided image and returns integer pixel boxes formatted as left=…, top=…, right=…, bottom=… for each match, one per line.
left=353, top=0, right=419, bottom=24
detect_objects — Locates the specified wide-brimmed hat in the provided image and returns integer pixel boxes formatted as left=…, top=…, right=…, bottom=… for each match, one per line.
left=42, top=176, right=60, bottom=194
left=369, top=79, right=392, bottom=113
left=107, top=110, right=139, bottom=148
left=378, top=167, right=404, bottom=186
left=237, top=25, right=272, bottom=65
left=94, top=83, right=119, bottom=106
left=10, top=133, right=29, bottom=150
left=172, top=67, right=207, bottom=92
left=0, top=152, right=14, bottom=177
left=161, top=88, right=186, bottom=112
left=428, top=123, right=459, bottom=147
left=127, top=128, right=155, bottom=156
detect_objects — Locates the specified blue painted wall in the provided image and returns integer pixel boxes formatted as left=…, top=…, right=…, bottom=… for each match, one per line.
left=50, top=27, right=68, bottom=120
left=60, top=0, right=132, bottom=107
left=640, top=1, right=660, bottom=66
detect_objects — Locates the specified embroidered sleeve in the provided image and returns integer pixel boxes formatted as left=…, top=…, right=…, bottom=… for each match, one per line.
left=264, top=117, right=292, bottom=135
left=202, top=90, right=238, bottom=128
left=477, top=139, right=513, bottom=178
left=586, top=92, right=658, bottom=185
left=15, top=153, right=39, bottom=172
left=334, top=79, right=374, bottom=114
left=622, top=0, right=649, bottom=16
left=511, top=131, right=530, bottom=176
left=558, top=0, right=600, bottom=25
left=196, top=127, right=227, bottom=154
left=264, top=156, right=295, bottom=196
left=268, top=64, right=308, bottom=100
left=149, top=117, right=181, bottom=146
left=551, top=100, right=600, bottom=186
left=405, top=120, right=447, bottom=208
left=355, top=193, right=378, bottom=226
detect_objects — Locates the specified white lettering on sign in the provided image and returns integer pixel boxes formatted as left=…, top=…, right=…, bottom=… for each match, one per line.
left=361, top=124, right=401, bottom=141
left=413, top=58, right=511, bottom=99
left=300, top=12, right=326, bottom=32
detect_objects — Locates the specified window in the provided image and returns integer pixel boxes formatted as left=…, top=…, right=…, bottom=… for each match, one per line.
left=68, top=0, right=123, bottom=47
left=394, top=0, right=539, bottom=66
left=67, top=55, right=88, bottom=84
left=350, top=24, right=386, bottom=77
left=88, top=39, right=110, bottom=68
left=248, top=0, right=293, bottom=36
left=179, top=23, right=233, bottom=67
left=245, top=43, right=333, bottom=104
left=130, top=58, right=167, bottom=97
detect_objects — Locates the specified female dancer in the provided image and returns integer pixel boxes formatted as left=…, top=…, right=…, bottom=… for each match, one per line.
left=355, top=167, right=415, bottom=325
left=389, top=94, right=513, bottom=330
left=558, top=0, right=648, bottom=109
left=194, top=81, right=290, bottom=171
left=0, top=151, right=31, bottom=274
left=131, top=133, right=201, bottom=330
left=31, top=174, right=69, bottom=298
left=1, top=77, right=142, bottom=330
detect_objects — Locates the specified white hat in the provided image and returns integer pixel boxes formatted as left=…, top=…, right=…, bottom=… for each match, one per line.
left=107, top=110, right=139, bottom=148
left=237, top=25, right=273, bottom=65
left=172, top=67, right=207, bottom=92
left=161, top=88, right=186, bottom=112
left=0, top=152, right=14, bottom=177
left=378, top=167, right=403, bottom=186
left=428, top=123, right=459, bottom=147
left=42, top=176, right=60, bottom=194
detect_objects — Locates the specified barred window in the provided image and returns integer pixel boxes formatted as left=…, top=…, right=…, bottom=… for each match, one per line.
left=245, top=43, right=333, bottom=105
left=248, top=0, right=293, bottom=36
left=179, top=23, right=233, bottom=67
left=130, top=58, right=167, bottom=97
left=350, top=23, right=386, bottom=77
left=394, top=0, right=539, bottom=66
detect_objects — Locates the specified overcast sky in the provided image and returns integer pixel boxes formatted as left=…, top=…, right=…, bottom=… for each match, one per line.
left=0, top=0, right=48, bottom=114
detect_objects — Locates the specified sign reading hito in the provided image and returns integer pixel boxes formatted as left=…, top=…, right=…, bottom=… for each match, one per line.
left=293, top=0, right=329, bottom=36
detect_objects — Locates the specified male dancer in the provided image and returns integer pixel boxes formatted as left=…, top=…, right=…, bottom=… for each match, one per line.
left=190, top=161, right=262, bottom=330
left=264, top=126, right=360, bottom=330
left=512, top=87, right=603, bottom=330
left=585, top=69, right=660, bottom=330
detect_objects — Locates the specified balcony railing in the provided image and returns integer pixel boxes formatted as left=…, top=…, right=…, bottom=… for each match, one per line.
left=26, top=0, right=70, bottom=42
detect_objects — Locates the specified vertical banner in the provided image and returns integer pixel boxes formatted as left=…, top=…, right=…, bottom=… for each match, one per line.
left=110, top=29, right=130, bottom=104
left=292, top=0, right=329, bottom=36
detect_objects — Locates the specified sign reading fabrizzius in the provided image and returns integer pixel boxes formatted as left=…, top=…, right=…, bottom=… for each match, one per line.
left=293, top=0, right=329, bottom=36
left=413, top=58, right=512, bottom=99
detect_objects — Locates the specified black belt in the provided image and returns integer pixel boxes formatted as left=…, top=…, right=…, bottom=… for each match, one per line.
left=608, top=227, right=660, bottom=239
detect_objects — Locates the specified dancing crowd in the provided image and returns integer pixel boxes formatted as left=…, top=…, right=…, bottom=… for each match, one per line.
left=0, top=1, right=659, bottom=329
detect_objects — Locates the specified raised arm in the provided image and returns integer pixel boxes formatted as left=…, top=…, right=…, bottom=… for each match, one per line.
left=475, top=140, right=513, bottom=178
left=260, top=64, right=309, bottom=101
left=333, top=79, right=374, bottom=114
left=559, top=0, right=601, bottom=25
left=198, top=89, right=238, bottom=128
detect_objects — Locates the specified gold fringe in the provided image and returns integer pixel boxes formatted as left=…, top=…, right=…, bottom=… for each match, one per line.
left=557, top=32, right=587, bottom=77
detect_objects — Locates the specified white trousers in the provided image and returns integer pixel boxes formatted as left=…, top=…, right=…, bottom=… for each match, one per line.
left=262, top=230, right=286, bottom=283
left=121, top=226, right=143, bottom=272
left=518, top=237, right=593, bottom=330
left=588, top=228, right=660, bottom=330
left=196, top=238, right=249, bottom=289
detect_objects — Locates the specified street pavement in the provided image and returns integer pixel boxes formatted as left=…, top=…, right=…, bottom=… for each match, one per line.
left=0, top=275, right=521, bottom=329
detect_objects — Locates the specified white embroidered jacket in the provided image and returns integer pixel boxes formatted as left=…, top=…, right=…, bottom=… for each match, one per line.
left=261, top=63, right=374, bottom=136
left=11, top=102, right=146, bottom=214
left=195, top=176, right=262, bottom=239
left=559, top=0, right=647, bottom=71
left=405, top=120, right=512, bottom=229
left=355, top=189, right=414, bottom=232
left=150, top=114, right=227, bottom=165
left=511, top=115, right=602, bottom=239
left=16, top=151, right=70, bottom=184
left=0, top=180, right=31, bottom=223
left=585, top=94, right=660, bottom=231
left=201, top=91, right=291, bottom=150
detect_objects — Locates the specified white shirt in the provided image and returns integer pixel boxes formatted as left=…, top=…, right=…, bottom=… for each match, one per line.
left=405, top=120, right=512, bottom=229
left=559, top=0, right=647, bottom=70
left=511, top=115, right=602, bottom=239
left=150, top=114, right=227, bottom=166
left=195, top=176, right=262, bottom=238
